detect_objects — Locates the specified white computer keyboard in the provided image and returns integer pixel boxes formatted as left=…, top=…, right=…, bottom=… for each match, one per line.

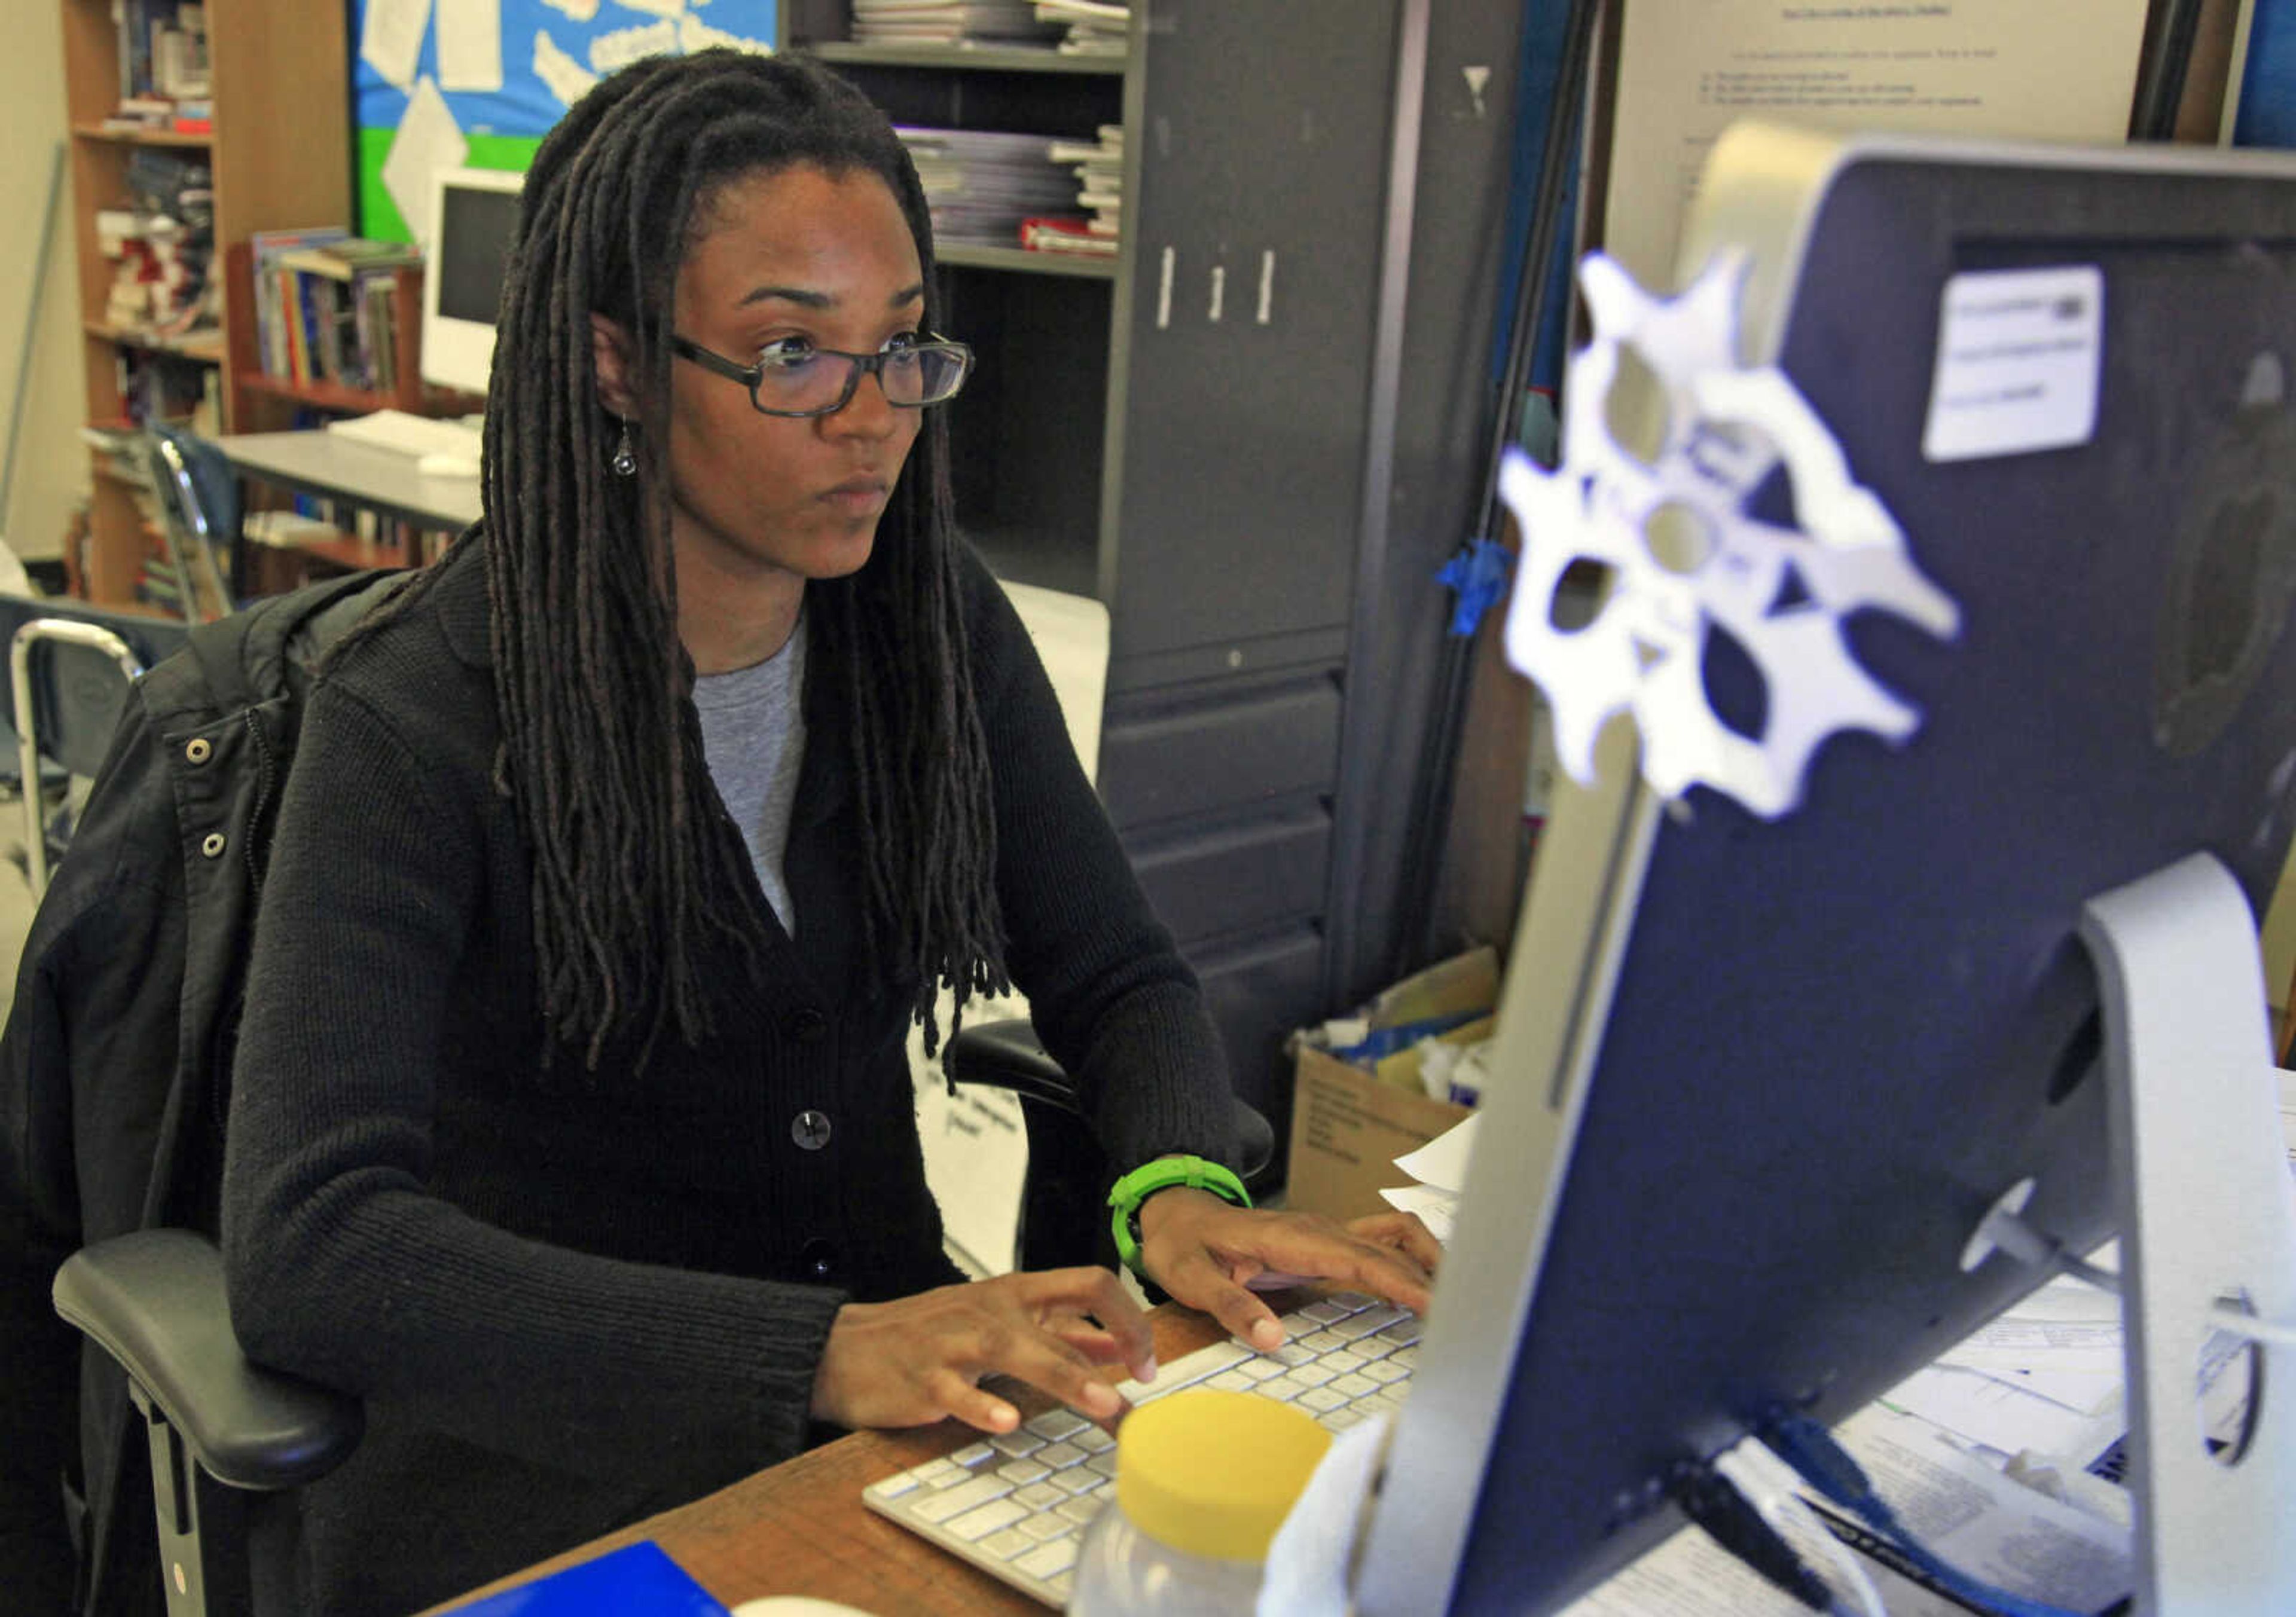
left=862, top=1291, right=1421, bottom=1608
left=325, top=408, right=485, bottom=461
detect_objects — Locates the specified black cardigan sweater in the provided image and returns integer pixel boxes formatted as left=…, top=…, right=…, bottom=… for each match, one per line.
left=219, top=537, right=1233, bottom=1614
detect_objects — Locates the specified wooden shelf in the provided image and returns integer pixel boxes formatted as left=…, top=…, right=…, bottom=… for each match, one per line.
left=72, top=120, right=213, bottom=148
left=86, top=321, right=225, bottom=365
left=63, top=0, right=351, bottom=609
left=940, top=243, right=1118, bottom=279
left=802, top=40, right=1123, bottom=75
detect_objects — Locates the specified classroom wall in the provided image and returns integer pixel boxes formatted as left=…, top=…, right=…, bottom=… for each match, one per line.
left=0, top=1, right=86, bottom=564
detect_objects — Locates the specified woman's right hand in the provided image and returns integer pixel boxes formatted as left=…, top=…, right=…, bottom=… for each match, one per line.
left=809, top=1267, right=1156, bottom=1436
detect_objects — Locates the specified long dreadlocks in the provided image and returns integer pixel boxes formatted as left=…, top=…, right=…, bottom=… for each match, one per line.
left=347, top=51, right=1009, bottom=1071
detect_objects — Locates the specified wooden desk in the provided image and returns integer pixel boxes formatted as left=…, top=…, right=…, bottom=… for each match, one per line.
left=434, top=1304, right=1232, bottom=1616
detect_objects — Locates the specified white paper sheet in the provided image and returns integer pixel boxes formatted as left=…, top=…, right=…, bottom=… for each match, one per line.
left=1392, top=1112, right=1478, bottom=1193
left=591, top=19, right=678, bottom=71
left=380, top=78, right=469, bottom=253
left=436, top=0, right=505, bottom=92
left=533, top=29, right=600, bottom=106
left=542, top=0, right=601, bottom=22
left=361, top=0, right=434, bottom=90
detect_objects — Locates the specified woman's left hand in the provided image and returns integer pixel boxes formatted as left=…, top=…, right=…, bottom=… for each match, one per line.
left=1134, top=1190, right=1440, bottom=1353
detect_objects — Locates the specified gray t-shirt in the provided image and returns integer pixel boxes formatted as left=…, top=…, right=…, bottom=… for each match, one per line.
left=693, top=616, right=808, bottom=936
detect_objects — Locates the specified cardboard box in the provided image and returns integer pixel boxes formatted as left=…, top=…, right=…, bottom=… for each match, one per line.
left=1284, top=1044, right=1474, bottom=1223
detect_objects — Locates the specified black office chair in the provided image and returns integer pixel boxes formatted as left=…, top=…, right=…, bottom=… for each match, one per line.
left=0, top=596, right=193, bottom=892
left=50, top=1020, right=1275, bottom=1617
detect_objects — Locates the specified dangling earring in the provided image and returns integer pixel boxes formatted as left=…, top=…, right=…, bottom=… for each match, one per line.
left=610, top=419, right=637, bottom=478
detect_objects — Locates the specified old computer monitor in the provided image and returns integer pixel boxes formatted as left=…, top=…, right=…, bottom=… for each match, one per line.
left=420, top=166, right=523, bottom=396
left=1355, top=126, right=2296, bottom=1613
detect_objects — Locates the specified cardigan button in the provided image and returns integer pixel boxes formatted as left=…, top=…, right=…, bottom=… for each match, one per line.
left=785, top=1006, right=828, bottom=1043
left=184, top=737, right=212, bottom=765
left=798, top=1237, right=838, bottom=1280
left=791, top=1109, right=833, bottom=1151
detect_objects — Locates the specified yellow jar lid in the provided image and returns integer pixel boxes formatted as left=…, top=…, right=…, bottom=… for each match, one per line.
left=1115, top=1389, right=1333, bottom=1562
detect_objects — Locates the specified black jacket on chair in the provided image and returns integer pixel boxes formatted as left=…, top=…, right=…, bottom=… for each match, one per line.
left=0, top=573, right=407, bottom=1615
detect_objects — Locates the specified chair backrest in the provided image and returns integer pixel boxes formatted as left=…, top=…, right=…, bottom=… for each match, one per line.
left=0, top=597, right=194, bottom=892
left=144, top=424, right=239, bottom=622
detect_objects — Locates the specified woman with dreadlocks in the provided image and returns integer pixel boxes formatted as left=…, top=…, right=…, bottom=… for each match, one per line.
left=217, top=48, right=1434, bottom=1613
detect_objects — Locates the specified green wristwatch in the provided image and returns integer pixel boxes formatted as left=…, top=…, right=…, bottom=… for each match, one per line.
left=1107, top=1154, right=1251, bottom=1277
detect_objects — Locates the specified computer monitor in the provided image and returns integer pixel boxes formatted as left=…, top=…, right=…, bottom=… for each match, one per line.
left=420, top=166, right=524, bottom=396
left=1354, top=126, right=2296, bottom=1613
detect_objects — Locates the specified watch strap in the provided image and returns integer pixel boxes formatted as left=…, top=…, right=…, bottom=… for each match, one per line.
left=1107, top=1155, right=1251, bottom=1277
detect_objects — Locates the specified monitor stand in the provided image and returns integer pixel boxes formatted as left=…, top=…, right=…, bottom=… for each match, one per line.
left=2079, top=852, right=2296, bottom=1613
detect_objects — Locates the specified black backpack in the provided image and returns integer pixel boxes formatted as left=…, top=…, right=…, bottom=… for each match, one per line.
left=0, top=570, right=409, bottom=1615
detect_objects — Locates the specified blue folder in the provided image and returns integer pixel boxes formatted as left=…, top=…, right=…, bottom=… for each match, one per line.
left=447, top=1540, right=732, bottom=1615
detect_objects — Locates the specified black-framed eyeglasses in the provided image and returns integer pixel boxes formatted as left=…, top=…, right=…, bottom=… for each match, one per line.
left=670, top=333, right=973, bottom=418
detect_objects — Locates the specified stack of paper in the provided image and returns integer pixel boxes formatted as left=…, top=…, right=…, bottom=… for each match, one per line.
left=1376, top=1114, right=1477, bottom=1245
left=1036, top=0, right=1129, bottom=56
left=854, top=0, right=1060, bottom=45
left=897, top=127, right=1081, bottom=247
left=1044, top=126, right=1123, bottom=247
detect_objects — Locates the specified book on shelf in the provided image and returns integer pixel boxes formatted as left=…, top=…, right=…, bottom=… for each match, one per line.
left=897, top=127, right=1081, bottom=247
left=1035, top=0, right=1128, bottom=55
left=852, top=0, right=1061, bottom=45
left=275, top=237, right=423, bottom=281
left=1019, top=216, right=1119, bottom=255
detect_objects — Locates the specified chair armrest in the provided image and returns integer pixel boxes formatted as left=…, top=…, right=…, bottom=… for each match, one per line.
left=51, top=1229, right=363, bottom=1491
left=945, top=1019, right=1276, bottom=1187
left=945, top=1018, right=1080, bottom=1111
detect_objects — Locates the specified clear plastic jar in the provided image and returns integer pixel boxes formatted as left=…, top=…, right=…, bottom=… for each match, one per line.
left=1067, top=1389, right=1331, bottom=1615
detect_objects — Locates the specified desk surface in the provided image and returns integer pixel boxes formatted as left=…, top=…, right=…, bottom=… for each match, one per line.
left=432, top=1304, right=1231, bottom=1616
left=219, top=430, right=483, bottom=533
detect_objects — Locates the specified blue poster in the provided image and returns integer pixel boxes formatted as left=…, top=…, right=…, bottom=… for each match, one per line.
left=352, top=0, right=778, bottom=235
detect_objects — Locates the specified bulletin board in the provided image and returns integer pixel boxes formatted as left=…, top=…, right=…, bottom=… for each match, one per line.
left=352, top=0, right=780, bottom=242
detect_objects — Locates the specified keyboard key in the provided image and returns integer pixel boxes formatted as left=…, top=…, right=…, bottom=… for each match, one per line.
left=1361, top=1392, right=1407, bottom=1419
left=1113, top=1340, right=1249, bottom=1405
left=1072, top=1426, right=1116, bottom=1454
left=949, top=1442, right=997, bottom=1469
left=1056, top=1496, right=1103, bottom=1526
left=980, top=1528, right=1033, bottom=1560
left=948, top=1499, right=1029, bottom=1541
left=1299, top=1300, right=1352, bottom=1325
left=1236, top=1357, right=1288, bottom=1383
left=1277, top=1312, right=1322, bottom=1335
left=1289, top=1363, right=1338, bottom=1389
left=1207, top=1370, right=1257, bottom=1392
left=1024, top=1409, right=1091, bottom=1441
left=1013, top=1482, right=1065, bottom=1511
left=1319, top=1409, right=1366, bottom=1432
left=865, top=1472, right=920, bottom=1500
left=1376, top=1318, right=1424, bottom=1346
left=1329, top=1373, right=1379, bottom=1399
left=1034, top=1441, right=1086, bottom=1471
left=1321, top=1349, right=1367, bottom=1375
left=1297, top=1331, right=1348, bottom=1355
left=1016, top=1538, right=1080, bottom=1579
left=1389, top=1346, right=1420, bottom=1371
left=911, top=1474, right=1014, bottom=1524
left=1362, top=1359, right=1410, bottom=1386
left=997, top=1460, right=1051, bottom=1486
left=914, top=1457, right=961, bottom=1484
left=1086, top=1451, right=1119, bottom=1479
left=990, top=1432, right=1046, bottom=1459
left=1297, top=1387, right=1348, bottom=1413
left=1335, top=1306, right=1409, bottom=1340
left=1266, top=1342, right=1319, bottom=1369
left=1256, top=1375, right=1309, bottom=1401
left=1020, top=1512, right=1074, bottom=1543
left=1326, top=1291, right=1377, bottom=1311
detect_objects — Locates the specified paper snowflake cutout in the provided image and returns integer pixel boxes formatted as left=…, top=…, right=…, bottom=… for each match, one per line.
left=1500, top=252, right=1961, bottom=818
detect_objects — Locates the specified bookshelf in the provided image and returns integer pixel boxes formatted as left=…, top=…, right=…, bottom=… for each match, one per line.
left=58, top=0, right=351, bottom=607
